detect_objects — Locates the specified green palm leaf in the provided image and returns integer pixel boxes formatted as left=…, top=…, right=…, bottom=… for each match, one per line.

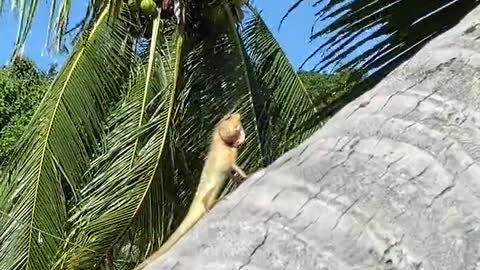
left=56, top=18, right=185, bottom=269
left=241, top=4, right=321, bottom=162
left=223, top=4, right=267, bottom=170
left=0, top=5, right=133, bottom=270
left=11, top=0, right=37, bottom=58
left=8, top=0, right=126, bottom=56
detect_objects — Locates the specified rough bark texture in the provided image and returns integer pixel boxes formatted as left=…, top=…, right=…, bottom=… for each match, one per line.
left=143, top=6, right=480, bottom=270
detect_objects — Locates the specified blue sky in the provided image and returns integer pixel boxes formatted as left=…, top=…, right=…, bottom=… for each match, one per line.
left=0, top=0, right=325, bottom=71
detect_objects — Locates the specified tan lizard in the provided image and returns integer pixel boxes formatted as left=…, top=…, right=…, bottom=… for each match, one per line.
left=134, top=113, right=247, bottom=269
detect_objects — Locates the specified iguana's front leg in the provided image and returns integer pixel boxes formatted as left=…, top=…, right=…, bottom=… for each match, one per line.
left=232, top=164, right=247, bottom=182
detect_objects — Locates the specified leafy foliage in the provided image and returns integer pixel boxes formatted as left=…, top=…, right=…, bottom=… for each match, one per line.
left=298, top=69, right=361, bottom=113
left=57, top=18, right=183, bottom=269
left=0, top=58, right=50, bottom=169
left=0, top=6, right=134, bottom=269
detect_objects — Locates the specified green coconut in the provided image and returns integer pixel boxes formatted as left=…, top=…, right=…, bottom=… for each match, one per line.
left=140, top=0, right=157, bottom=15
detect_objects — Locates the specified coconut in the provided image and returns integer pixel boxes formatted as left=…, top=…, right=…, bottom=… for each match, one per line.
left=140, top=0, right=157, bottom=15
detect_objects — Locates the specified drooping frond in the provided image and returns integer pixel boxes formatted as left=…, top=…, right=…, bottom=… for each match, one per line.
left=55, top=19, right=185, bottom=269
left=7, top=0, right=128, bottom=58
left=286, top=0, right=478, bottom=78
left=11, top=0, right=39, bottom=58
left=241, top=4, right=322, bottom=162
left=9, top=0, right=68, bottom=56
left=221, top=4, right=268, bottom=169
left=0, top=5, right=133, bottom=270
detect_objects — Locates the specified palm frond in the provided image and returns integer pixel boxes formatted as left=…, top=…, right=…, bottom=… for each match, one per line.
left=56, top=19, right=185, bottom=269
left=287, top=0, right=478, bottom=78
left=0, top=5, right=133, bottom=270
left=222, top=4, right=269, bottom=170
left=10, top=0, right=67, bottom=56
left=242, top=4, right=322, bottom=162
left=11, top=0, right=38, bottom=58
left=7, top=0, right=128, bottom=57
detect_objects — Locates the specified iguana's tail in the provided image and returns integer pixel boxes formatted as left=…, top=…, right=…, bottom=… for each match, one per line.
left=134, top=203, right=205, bottom=269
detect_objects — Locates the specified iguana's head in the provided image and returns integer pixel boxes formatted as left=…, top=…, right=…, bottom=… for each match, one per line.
left=216, top=113, right=245, bottom=148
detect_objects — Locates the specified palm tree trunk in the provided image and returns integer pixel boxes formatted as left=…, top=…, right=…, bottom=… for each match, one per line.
left=141, top=6, right=480, bottom=270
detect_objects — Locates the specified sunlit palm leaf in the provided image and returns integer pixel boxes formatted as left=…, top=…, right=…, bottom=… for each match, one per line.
left=7, top=0, right=127, bottom=56
left=0, top=5, right=133, bottom=270
left=11, top=0, right=37, bottom=58
left=222, top=5, right=268, bottom=170
left=56, top=18, right=184, bottom=269
left=10, top=0, right=69, bottom=56
left=241, top=4, right=321, bottom=162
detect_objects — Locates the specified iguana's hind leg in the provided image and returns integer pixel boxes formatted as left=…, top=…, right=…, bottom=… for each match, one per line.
left=202, top=187, right=218, bottom=211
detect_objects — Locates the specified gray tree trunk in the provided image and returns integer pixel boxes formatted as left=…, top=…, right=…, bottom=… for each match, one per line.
left=142, top=6, right=480, bottom=270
